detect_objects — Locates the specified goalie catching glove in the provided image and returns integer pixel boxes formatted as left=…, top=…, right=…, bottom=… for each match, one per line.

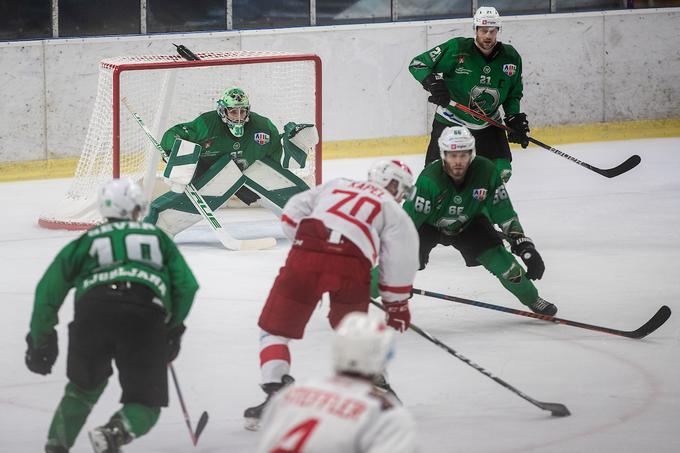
left=509, top=235, right=545, bottom=280
left=383, top=299, right=411, bottom=332
left=25, top=329, right=58, bottom=375
left=282, top=122, right=318, bottom=169
left=422, top=73, right=450, bottom=107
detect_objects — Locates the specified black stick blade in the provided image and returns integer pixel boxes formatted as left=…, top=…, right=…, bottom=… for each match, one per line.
left=194, top=411, right=209, bottom=444
left=594, top=154, right=641, bottom=178
left=627, top=305, right=672, bottom=339
left=538, top=402, right=571, bottom=417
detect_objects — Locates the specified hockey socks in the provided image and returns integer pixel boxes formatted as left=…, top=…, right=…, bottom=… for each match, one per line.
left=46, top=380, right=107, bottom=449
left=116, top=403, right=160, bottom=438
left=477, top=246, right=539, bottom=307
left=259, top=330, right=292, bottom=384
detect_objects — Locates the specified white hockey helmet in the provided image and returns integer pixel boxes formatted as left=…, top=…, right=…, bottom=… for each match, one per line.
left=333, top=312, right=395, bottom=377
left=367, top=159, right=415, bottom=201
left=438, top=126, right=476, bottom=161
left=98, top=178, right=147, bottom=220
left=473, top=6, right=501, bottom=30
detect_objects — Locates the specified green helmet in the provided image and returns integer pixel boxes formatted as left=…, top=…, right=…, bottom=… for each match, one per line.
left=216, top=87, right=250, bottom=137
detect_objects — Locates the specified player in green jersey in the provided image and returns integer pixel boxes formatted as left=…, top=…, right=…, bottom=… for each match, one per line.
left=26, top=179, right=199, bottom=453
left=409, top=6, right=530, bottom=183
left=403, top=126, right=556, bottom=316
left=146, top=87, right=318, bottom=237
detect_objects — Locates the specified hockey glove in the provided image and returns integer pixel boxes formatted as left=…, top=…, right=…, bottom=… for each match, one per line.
left=383, top=300, right=411, bottom=333
left=505, top=113, right=530, bottom=148
left=422, top=74, right=450, bottom=107
left=510, top=236, right=545, bottom=280
left=25, top=329, right=58, bottom=375
left=167, top=323, right=186, bottom=363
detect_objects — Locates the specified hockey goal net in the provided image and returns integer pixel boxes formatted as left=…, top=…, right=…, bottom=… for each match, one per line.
left=38, top=51, right=322, bottom=230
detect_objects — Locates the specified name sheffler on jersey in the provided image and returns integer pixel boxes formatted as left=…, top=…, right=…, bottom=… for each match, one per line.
left=282, top=387, right=367, bottom=421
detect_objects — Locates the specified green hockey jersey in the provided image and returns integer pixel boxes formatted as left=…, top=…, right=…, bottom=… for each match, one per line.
left=409, top=37, right=523, bottom=129
left=30, top=220, right=199, bottom=343
left=160, top=111, right=282, bottom=175
left=403, top=157, right=524, bottom=236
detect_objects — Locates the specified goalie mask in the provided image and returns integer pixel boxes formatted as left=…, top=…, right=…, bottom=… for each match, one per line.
left=98, top=178, right=147, bottom=221
left=216, top=87, right=250, bottom=138
left=473, top=6, right=501, bottom=30
left=333, top=312, right=395, bottom=378
left=367, top=159, right=415, bottom=202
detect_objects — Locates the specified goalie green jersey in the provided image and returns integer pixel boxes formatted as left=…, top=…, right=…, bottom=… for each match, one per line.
left=30, top=220, right=199, bottom=343
left=403, top=157, right=524, bottom=236
left=160, top=111, right=282, bottom=174
left=409, top=37, right=523, bottom=129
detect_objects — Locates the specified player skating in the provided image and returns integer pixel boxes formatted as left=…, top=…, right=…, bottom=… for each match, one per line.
left=26, top=179, right=199, bottom=453
left=409, top=6, right=529, bottom=182
left=244, top=160, right=420, bottom=430
left=256, top=312, right=417, bottom=453
left=145, top=87, right=318, bottom=236
left=403, top=126, right=556, bottom=316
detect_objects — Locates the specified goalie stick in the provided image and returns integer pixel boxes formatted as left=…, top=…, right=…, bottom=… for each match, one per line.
left=169, top=364, right=209, bottom=446
left=122, top=98, right=277, bottom=251
left=448, top=100, right=641, bottom=178
left=370, top=299, right=570, bottom=417
left=412, top=288, right=671, bottom=339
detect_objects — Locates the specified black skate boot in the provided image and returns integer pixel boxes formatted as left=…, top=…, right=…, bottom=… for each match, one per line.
left=372, top=374, right=401, bottom=404
left=88, top=416, right=132, bottom=453
left=45, top=444, right=68, bottom=453
left=530, top=297, right=557, bottom=316
left=243, top=375, right=294, bottom=431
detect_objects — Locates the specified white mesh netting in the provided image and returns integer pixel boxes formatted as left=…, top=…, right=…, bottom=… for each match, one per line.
left=39, top=51, right=320, bottom=230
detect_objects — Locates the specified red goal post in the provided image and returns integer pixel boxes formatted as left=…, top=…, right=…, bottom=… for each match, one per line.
left=39, top=51, right=322, bottom=230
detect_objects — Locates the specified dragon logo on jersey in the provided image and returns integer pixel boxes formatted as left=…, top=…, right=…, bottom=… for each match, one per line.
left=254, top=132, right=270, bottom=145
left=472, top=188, right=488, bottom=201
left=503, top=64, right=517, bottom=76
left=429, top=47, right=442, bottom=62
left=469, top=86, right=500, bottom=115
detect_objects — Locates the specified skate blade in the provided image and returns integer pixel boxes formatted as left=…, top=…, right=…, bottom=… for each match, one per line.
left=88, top=430, right=111, bottom=453
left=244, top=417, right=261, bottom=431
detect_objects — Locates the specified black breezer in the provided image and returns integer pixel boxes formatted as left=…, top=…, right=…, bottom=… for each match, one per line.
left=425, top=119, right=512, bottom=165
left=418, top=215, right=503, bottom=269
left=67, top=282, right=170, bottom=407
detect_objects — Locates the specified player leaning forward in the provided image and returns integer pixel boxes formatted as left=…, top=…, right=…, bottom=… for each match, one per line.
left=145, top=87, right=318, bottom=236
left=244, top=160, right=420, bottom=430
left=403, top=126, right=556, bottom=316
left=256, top=312, right=417, bottom=453
left=26, top=179, right=199, bottom=453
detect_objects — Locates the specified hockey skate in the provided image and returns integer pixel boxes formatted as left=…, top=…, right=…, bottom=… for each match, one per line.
left=530, top=297, right=558, bottom=316
left=243, top=375, right=294, bottom=431
left=88, top=417, right=132, bottom=453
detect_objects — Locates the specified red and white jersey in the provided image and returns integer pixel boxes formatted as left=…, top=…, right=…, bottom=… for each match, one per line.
left=281, top=178, right=419, bottom=302
left=257, top=375, right=417, bottom=453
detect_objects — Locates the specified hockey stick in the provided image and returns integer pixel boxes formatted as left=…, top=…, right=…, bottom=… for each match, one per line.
left=447, top=100, right=641, bottom=178
left=413, top=288, right=671, bottom=339
left=370, top=299, right=570, bottom=417
left=169, top=364, right=209, bottom=445
left=122, top=98, right=277, bottom=251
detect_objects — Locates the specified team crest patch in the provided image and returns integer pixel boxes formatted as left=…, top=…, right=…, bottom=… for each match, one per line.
left=503, top=64, right=517, bottom=76
left=472, top=188, right=487, bottom=201
left=254, top=132, right=270, bottom=145
left=458, top=55, right=465, bottom=64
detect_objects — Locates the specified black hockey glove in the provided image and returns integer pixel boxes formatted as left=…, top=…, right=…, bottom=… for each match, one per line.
left=422, top=74, right=450, bottom=107
left=510, top=235, right=545, bottom=280
left=25, top=329, right=58, bottom=375
left=167, top=323, right=186, bottom=363
left=505, top=113, right=530, bottom=148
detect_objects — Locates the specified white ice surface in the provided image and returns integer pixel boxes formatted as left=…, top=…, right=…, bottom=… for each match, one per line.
left=1, top=138, right=679, bottom=452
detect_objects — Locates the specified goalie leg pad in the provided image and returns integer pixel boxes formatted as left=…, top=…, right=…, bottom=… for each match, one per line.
left=244, top=157, right=311, bottom=213
left=163, top=138, right=202, bottom=193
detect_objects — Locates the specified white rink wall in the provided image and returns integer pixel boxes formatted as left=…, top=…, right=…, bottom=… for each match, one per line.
left=0, top=8, right=678, bottom=164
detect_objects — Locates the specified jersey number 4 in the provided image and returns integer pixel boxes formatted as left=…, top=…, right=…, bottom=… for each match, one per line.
left=270, top=418, right=320, bottom=453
